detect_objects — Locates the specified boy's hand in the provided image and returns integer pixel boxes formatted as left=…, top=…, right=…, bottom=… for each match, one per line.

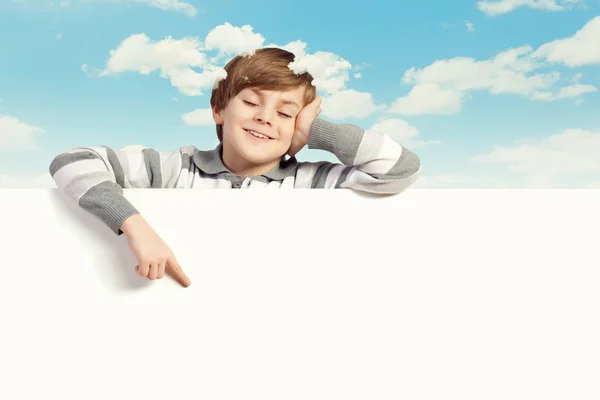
left=287, top=94, right=322, bottom=158
left=121, top=214, right=191, bottom=287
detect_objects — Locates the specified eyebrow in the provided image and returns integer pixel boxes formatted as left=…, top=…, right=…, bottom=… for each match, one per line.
left=248, top=88, right=300, bottom=109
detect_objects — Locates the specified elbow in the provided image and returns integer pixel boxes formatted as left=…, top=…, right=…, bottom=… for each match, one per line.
left=48, top=153, right=63, bottom=180
left=389, top=146, right=421, bottom=192
left=48, top=153, right=62, bottom=177
left=49, top=147, right=95, bottom=176
left=389, top=169, right=421, bottom=194
left=48, top=147, right=97, bottom=187
left=384, top=150, right=422, bottom=195
left=352, top=148, right=422, bottom=195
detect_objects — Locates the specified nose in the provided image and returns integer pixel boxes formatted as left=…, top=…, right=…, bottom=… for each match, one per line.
left=254, top=107, right=274, bottom=126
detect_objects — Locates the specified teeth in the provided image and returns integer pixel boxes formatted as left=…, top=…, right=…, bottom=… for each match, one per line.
left=248, top=130, right=269, bottom=140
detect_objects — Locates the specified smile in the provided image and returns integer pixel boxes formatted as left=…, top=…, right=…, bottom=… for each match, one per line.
left=244, top=129, right=273, bottom=140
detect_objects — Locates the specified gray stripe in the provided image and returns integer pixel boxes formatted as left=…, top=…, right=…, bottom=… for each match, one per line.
left=336, top=123, right=367, bottom=164
left=307, top=119, right=365, bottom=165
left=142, top=148, right=162, bottom=188
left=181, top=153, right=192, bottom=172
left=79, top=181, right=140, bottom=235
left=311, top=163, right=338, bottom=188
left=102, top=146, right=126, bottom=188
left=49, top=151, right=97, bottom=176
left=334, top=166, right=354, bottom=188
left=372, top=146, right=421, bottom=180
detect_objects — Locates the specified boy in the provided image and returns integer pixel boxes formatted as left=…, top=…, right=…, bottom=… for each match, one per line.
left=49, top=47, right=421, bottom=288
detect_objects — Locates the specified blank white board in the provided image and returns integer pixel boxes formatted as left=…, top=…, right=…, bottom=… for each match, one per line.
left=0, top=188, right=599, bottom=399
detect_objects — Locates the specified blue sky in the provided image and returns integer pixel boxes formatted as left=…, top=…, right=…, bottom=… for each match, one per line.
left=0, top=0, right=599, bottom=188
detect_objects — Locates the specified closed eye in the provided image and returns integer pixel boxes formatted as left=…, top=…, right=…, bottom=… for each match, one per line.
left=244, top=100, right=292, bottom=119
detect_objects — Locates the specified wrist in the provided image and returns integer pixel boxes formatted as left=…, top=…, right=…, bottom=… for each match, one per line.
left=120, top=213, right=146, bottom=236
left=308, top=118, right=338, bottom=152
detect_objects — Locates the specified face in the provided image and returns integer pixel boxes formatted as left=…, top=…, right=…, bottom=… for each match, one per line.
left=212, top=85, right=307, bottom=175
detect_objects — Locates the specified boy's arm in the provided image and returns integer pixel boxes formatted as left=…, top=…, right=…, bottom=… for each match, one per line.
left=49, top=145, right=185, bottom=235
left=297, top=118, right=421, bottom=193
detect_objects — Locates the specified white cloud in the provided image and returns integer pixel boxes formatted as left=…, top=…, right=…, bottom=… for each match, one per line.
left=102, top=33, right=207, bottom=74
left=476, top=0, right=583, bottom=16
left=101, top=34, right=206, bottom=74
left=370, top=118, right=442, bottom=149
left=0, top=116, right=44, bottom=151
left=100, top=33, right=227, bottom=96
left=0, top=172, right=56, bottom=189
left=465, top=20, right=475, bottom=32
left=36, top=0, right=197, bottom=16
left=391, top=46, right=559, bottom=115
left=388, top=83, right=466, bottom=115
left=416, top=127, right=600, bottom=189
left=321, top=90, right=382, bottom=119
left=402, top=46, right=552, bottom=94
left=532, top=16, right=600, bottom=67
left=272, top=39, right=354, bottom=94
left=530, top=83, right=597, bottom=101
left=143, top=0, right=196, bottom=16
left=392, top=21, right=598, bottom=116
left=181, top=108, right=213, bottom=125
left=471, top=128, right=600, bottom=175
left=571, top=72, right=584, bottom=83
left=287, top=50, right=353, bottom=94
left=97, top=23, right=357, bottom=97
left=204, top=23, right=266, bottom=57
left=270, top=40, right=309, bottom=59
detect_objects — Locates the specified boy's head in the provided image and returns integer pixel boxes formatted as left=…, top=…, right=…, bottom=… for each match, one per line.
left=210, top=47, right=317, bottom=169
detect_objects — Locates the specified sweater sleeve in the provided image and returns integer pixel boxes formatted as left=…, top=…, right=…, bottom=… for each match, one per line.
left=49, top=145, right=186, bottom=235
left=294, top=118, right=421, bottom=193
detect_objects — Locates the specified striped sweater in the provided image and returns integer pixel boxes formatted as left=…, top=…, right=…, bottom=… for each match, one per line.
left=49, top=118, right=421, bottom=235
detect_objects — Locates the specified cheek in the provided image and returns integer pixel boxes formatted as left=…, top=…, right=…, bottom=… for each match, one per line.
left=224, top=109, right=244, bottom=128
left=280, top=120, right=296, bottom=141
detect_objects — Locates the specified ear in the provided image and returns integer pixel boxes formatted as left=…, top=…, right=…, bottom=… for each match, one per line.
left=212, top=105, right=224, bottom=124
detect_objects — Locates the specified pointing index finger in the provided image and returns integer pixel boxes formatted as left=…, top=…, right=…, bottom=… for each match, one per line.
left=166, top=257, right=191, bottom=287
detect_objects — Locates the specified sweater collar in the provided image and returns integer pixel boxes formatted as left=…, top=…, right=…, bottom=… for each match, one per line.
left=192, top=143, right=298, bottom=182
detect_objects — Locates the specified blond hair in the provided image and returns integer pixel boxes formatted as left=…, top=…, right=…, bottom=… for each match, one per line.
left=210, top=47, right=316, bottom=142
